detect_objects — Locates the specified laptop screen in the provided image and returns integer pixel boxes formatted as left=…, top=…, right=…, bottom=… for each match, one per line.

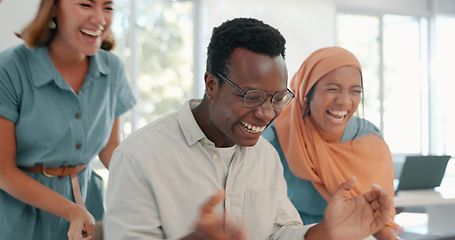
left=395, top=155, right=451, bottom=193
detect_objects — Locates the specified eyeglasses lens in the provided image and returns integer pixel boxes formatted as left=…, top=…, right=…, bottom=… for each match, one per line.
left=243, top=90, right=293, bottom=109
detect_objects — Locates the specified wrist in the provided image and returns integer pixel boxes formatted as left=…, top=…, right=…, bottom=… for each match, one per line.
left=180, top=231, right=204, bottom=240
left=64, top=203, right=85, bottom=222
left=305, top=221, right=335, bottom=240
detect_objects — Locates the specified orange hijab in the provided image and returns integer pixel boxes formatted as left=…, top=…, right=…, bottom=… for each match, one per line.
left=275, top=46, right=395, bottom=200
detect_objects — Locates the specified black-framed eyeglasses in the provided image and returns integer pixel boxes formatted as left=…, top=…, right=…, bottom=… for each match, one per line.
left=216, top=72, right=295, bottom=109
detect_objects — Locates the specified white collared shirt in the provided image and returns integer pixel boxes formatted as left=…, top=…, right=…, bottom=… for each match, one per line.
left=104, top=99, right=310, bottom=240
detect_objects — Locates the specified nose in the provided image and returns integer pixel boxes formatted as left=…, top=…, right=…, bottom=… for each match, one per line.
left=335, top=91, right=352, bottom=107
left=90, top=7, right=107, bottom=26
left=254, top=99, right=276, bottom=121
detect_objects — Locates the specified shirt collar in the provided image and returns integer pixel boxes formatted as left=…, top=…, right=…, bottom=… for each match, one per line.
left=177, top=99, right=245, bottom=152
left=178, top=99, right=212, bottom=147
left=30, top=46, right=110, bottom=89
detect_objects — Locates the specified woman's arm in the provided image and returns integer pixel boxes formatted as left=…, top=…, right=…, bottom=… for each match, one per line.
left=0, top=116, right=95, bottom=239
left=98, top=117, right=121, bottom=169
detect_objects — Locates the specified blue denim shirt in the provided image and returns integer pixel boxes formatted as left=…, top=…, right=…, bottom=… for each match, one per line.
left=0, top=44, right=136, bottom=239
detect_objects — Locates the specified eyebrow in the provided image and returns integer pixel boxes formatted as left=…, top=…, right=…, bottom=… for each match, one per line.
left=86, top=0, right=113, bottom=4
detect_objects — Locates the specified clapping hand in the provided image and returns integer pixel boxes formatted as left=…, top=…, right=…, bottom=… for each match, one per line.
left=306, top=176, right=395, bottom=240
left=183, top=190, right=247, bottom=240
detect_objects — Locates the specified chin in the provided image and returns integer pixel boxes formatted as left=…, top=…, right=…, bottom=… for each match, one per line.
left=236, top=138, right=261, bottom=147
left=80, top=44, right=102, bottom=55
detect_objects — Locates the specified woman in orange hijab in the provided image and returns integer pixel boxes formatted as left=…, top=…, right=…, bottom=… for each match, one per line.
left=262, top=46, right=400, bottom=239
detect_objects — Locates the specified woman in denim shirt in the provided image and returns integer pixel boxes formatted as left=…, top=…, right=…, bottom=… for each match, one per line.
left=0, top=0, right=136, bottom=239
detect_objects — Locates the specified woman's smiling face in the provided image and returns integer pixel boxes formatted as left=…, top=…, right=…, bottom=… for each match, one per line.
left=52, top=0, right=114, bottom=56
left=309, top=66, right=362, bottom=141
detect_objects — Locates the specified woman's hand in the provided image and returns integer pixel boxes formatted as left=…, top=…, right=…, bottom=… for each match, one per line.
left=323, top=176, right=395, bottom=239
left=67, top=204, right=96, bottom=240
left=373, top=225, right=402, bottom=240
left=306, top=176, right=395, bottom=240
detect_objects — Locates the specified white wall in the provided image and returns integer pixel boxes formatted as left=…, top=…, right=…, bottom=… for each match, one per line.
left=335, top=0, right=430, bottom=15
left=0, top=0, right=39, bottom=51
left=436, top=0, right=455, bottom=14
left=201, top=0, right=335, bottom=81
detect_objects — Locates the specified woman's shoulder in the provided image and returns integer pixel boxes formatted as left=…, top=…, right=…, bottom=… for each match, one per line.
left=0, top=44, right=44, bottom=81
left=342, top=116, right=381, bottom=142
left=92, top=50, right=127, bottom=82
left=94, top=49, right=123, bottom=67
left=261, top=123, right=285, bottom=153
left=262, top=123, right=277, bottom=141
left=0, top=44, right=29, bottom=64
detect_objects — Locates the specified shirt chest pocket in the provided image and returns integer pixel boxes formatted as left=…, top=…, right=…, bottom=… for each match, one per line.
left=242, top=189, right=278, bottom=239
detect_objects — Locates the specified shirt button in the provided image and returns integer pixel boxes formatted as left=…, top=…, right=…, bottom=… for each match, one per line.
left=75, top=113, right=81, bottom=119
left=212, top=154, right=218, bottom=160
left=75, top=143, right=82, bottom=149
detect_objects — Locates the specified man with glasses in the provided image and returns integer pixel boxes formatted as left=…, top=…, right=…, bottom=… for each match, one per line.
left=104, top=18, right=395, bottom=240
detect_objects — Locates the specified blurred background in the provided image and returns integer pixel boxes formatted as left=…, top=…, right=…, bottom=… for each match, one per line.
left=2, top=0, right=455, bottom=237
left=2, top=0, right=454, bottom=159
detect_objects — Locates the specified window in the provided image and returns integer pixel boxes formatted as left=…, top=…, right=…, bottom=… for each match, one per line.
left=434, top=15, right=455, bottom=156
left=337, top=12, right=454, bottom=156
left=112, top=0, right=195, bottom=135
left=382, top=15, right=426, bottom=154
left=336, top=14, right=381, bottom=128
left=336, top=13, right=425, bottom=154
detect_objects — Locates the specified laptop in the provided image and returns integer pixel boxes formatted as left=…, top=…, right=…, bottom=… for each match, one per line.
left=395, top=155, right=451, bottom=193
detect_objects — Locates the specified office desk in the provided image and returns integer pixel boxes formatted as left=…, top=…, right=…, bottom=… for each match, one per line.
left=394, top=180, right=455, bottom=236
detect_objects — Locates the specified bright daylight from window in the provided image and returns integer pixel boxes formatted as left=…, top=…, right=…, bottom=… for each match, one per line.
left=112, top=0, right=195, bottom=136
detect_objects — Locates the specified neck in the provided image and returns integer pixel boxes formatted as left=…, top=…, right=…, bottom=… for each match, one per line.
left=47, top=40, right=90, bottom=95
left=47, top=34, right=88, bottom=68
left=48, top=43, right=87, bottom=68
left=192, top=99, right=235, bottom=147
left=308, top=117, right=343, bottom=143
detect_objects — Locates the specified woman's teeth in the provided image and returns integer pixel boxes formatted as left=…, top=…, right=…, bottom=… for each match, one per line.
left=241, top=122, right=266, bottom=134
left=327, top=110, right=347, bottom=120
left=81, top=28, right=102, bottom=37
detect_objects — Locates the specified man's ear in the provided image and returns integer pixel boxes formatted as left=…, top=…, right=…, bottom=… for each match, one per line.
left=204, top=72, right=217, bottom=99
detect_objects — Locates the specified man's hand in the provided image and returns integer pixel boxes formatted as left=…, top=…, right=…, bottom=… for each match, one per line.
left=182, top=190, right=246, bottom=240
left=306, top=176, right=395, bottom=240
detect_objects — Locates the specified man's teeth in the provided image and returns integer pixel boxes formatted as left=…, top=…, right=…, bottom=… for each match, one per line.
left=241, top=122, right=266, bottom=134
left=81, top=29, right=102, bottom=37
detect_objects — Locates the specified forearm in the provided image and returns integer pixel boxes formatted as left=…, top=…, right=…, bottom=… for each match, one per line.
left=0, top=164, right=80, bottom=221
left=99, top=142, right=118, bottom=169
left=98, top=117, right=121, bottom=169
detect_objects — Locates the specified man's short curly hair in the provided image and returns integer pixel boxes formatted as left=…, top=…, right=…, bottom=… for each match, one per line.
left=206, top=18, right=286, bottom=84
